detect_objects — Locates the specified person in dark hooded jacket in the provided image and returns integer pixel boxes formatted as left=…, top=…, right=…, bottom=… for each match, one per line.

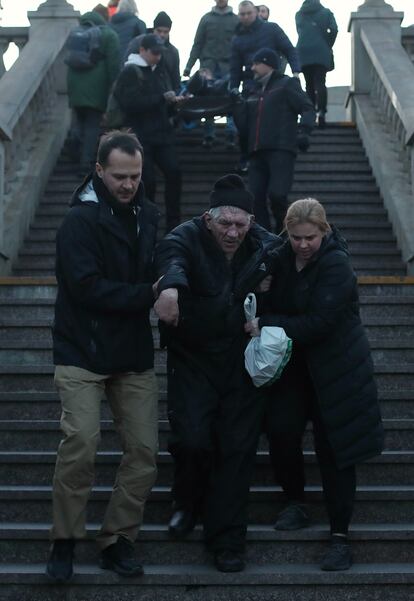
left=245, top=198, right=383, bottom=572
left=47, top=131, right=159, bottom=583
left=109, top=0, right=146, bottom=62
left=296, top=0, right=338, bottom=128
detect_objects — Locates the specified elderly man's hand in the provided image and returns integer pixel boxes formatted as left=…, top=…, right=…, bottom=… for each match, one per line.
left=154, top=288, right=179, bottom=326
left=244, top=318, right=260, bottom=337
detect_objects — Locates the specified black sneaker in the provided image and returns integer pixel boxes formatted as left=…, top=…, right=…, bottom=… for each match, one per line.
left=274, top=503, right=309, bottom=530
left=46, top=539, right=75, bottom=583
left=100, top=536, right=144, bottom=577
left=321, top=538, right=353, bottom=571
left=215, top=549, right=245, bottom=573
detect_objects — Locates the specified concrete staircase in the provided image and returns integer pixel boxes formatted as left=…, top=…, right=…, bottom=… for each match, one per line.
left=1, top=124, right=414, bottom=598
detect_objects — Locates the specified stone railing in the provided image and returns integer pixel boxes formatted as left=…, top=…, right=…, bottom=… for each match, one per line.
left=401, top=25, right=414, bottom=63
left=0, top=27, right=29, bottom=77
left=348, top=0, right=414, bottom=273
left=0, top=0, right=79, bottom=275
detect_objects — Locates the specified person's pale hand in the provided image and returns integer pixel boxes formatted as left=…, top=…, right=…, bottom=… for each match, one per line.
left=256, top=275, right=272, bottom=293
left=154, top=288, right=179, bottom=326
left=244, top=318, right=260, bottom=337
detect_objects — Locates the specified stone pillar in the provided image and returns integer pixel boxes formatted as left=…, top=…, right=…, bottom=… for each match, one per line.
left=348, top=0, right=403, bottom=100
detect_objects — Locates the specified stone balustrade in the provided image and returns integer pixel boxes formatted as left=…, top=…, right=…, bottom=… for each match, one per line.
left=0, top=0, right=79, bottom=275
left=0, top=27, right=29, bottom=77
left=349, top=0, right=414, bottom=273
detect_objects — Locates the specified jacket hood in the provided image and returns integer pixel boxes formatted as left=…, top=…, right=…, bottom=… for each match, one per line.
left=70, top=174, right=146, bottom=208
left=80, top=11, right=106, bottom=26
left=110, top=12, right=137, bottom=24
left=299, top=0, right=323, bottom=14
left=211, top=6, right=234, bottom=16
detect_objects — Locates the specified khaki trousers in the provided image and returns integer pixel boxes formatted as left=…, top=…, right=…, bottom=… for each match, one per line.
left=50, top=365, right=158, bottom=549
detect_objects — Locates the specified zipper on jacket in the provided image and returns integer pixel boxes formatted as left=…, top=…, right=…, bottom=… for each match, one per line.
left=254, top=96, right=264, bottom=151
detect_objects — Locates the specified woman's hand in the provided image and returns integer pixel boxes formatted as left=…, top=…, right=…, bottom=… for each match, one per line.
left=244, top=318, right=260, bottom=337
left=256, top=275, right=272, bottom=293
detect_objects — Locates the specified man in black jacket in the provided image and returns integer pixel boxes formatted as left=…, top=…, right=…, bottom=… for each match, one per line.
left=236, top=48, right=315, bottom=232
left=154, top=174, right=278, bottom=573
left=115, top=33, right=183, bottom=232
left=46, top=131, right=159, bottom=582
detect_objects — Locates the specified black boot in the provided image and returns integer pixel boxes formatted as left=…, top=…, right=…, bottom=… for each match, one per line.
left=46, top=539, right=75, bottom=583
left=168, top=508, right=197, bottom=539
left=100, top=536, right=144, bottom=577
left=321, top=535, right=353, bottom=571
left=215, top=549, right=245, bottom=573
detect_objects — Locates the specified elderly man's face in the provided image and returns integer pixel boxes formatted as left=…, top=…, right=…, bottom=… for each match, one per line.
left=252, top=61, right=273, bottom=78
left=204, top=207, right=252, bottom=259
left=238, top=3, right=257, bottom=26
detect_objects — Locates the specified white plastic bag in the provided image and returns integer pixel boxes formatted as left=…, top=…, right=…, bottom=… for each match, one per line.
left=244, top=293, right=292, bottom=387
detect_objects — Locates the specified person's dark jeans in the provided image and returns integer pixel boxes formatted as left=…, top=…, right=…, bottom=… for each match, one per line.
left=70, top=107, right=103, bottom=171
left=302, top=65, right=328, bottom=115
left=265, top=353, right=356, bottom=534
left=248, top=150, right=296, bottom=232
left=141, top=144, right=182, bottom=232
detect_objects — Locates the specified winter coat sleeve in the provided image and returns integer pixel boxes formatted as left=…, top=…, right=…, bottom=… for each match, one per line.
left=229, top=37, right=243, bottom=89
left=286, top=78, right=316, bottom=133
left=186, top=16, right=207, bottom=72
left=259, top=252, right=356, bottom=344
left=270, top=23, right=301, bottom=73
left=116, top=66, right=165, bottom=112
left=154, top=229, right=193, bottom=292
left=326, top=10, right=338, bottom=47
left=57, top=209, right=155, bottom=313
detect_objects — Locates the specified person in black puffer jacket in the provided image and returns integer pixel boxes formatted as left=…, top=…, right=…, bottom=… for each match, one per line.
left=109, top=0, right=146, bottom=62
left=245, top=198, right=384, bottom=572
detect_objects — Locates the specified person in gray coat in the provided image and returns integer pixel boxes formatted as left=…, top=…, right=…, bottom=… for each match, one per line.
left=183, top=0, right=238, bottom=78
left=110, top=0, right=146, bottom=62
left=295, top=0, right=338, bottom=128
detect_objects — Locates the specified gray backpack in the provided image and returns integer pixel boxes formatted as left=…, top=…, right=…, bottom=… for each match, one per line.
left=65, top=21, right=104, bottom=70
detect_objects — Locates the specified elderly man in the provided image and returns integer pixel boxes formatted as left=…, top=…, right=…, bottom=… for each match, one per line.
left=235, top=48, right=315, bottom=232
left=46, top=131, right=159, bottom=582
left=154, top=174, right=278, bottom=572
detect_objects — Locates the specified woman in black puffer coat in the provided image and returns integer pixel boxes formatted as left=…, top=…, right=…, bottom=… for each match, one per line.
left=245, top=198, right=383, bottom=572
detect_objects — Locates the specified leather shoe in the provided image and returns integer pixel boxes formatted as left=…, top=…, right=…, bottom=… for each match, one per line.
left=100, top=536, right=144, bottom=577
left=274, top=503, right=309, bottom=530
left=215, top=549, right=245, bottom=572
left=46, top=539, right=75, bottom=583
left=168, top=509, right=196, bottom=539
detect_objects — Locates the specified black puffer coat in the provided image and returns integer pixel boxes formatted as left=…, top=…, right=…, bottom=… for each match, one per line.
left=53, top=176, right=159, bottom=374
left=259, top=229, right=384, bottom=468
left=155, top=218, right=279, bottom=352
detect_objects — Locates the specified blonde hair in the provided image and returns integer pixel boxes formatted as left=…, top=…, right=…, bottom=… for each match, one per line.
left=117, top=0, right=138, bottom=15
left=284, top=198, right=331, bottom=234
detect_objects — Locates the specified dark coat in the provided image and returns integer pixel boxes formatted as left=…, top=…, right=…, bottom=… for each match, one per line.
left=235, top=72, right=315, bottom=154
left=230, top=17, right=300, bottom=90
left=259, top=229, right=384, bottom=469
left=53, top=177, right=159, bottom=375
left=114, top=60, right=173, bottom=145
left=295, top=0, right=338, bottom=70
left=155, top=218, right=279, bottom=353
left=67, top=11, right=120, bottom=112
left=109, top=12, right=146, bottom=62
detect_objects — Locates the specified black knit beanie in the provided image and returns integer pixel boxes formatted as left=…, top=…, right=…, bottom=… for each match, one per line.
left=209, top=174, right=254, bottom=214
left=153, top=11, right=172, bottom=29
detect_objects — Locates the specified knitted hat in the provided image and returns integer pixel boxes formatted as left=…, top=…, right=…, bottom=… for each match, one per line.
left=210, top=174, right=254, bottom=214
left=153, top=11, right=172, bottom=29
left=252, top=48, right=280, bottom=70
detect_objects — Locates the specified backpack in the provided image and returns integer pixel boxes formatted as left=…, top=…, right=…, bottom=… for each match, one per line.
left=64, top=21, right=104, bottom=70
left=103, top=65, right=144, bottom=129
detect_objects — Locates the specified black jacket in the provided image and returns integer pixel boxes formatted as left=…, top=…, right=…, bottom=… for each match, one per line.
left=260, top=229, right=384, bottom=468
left=115, top=60, right=173, bottom=145
left=53, top=176, right=159, bottom=374
left=230, top=17, right=300, bottom=90
left=234, top=72, right=315, bottom=155
left=155, top=218, right=279, bottom=352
